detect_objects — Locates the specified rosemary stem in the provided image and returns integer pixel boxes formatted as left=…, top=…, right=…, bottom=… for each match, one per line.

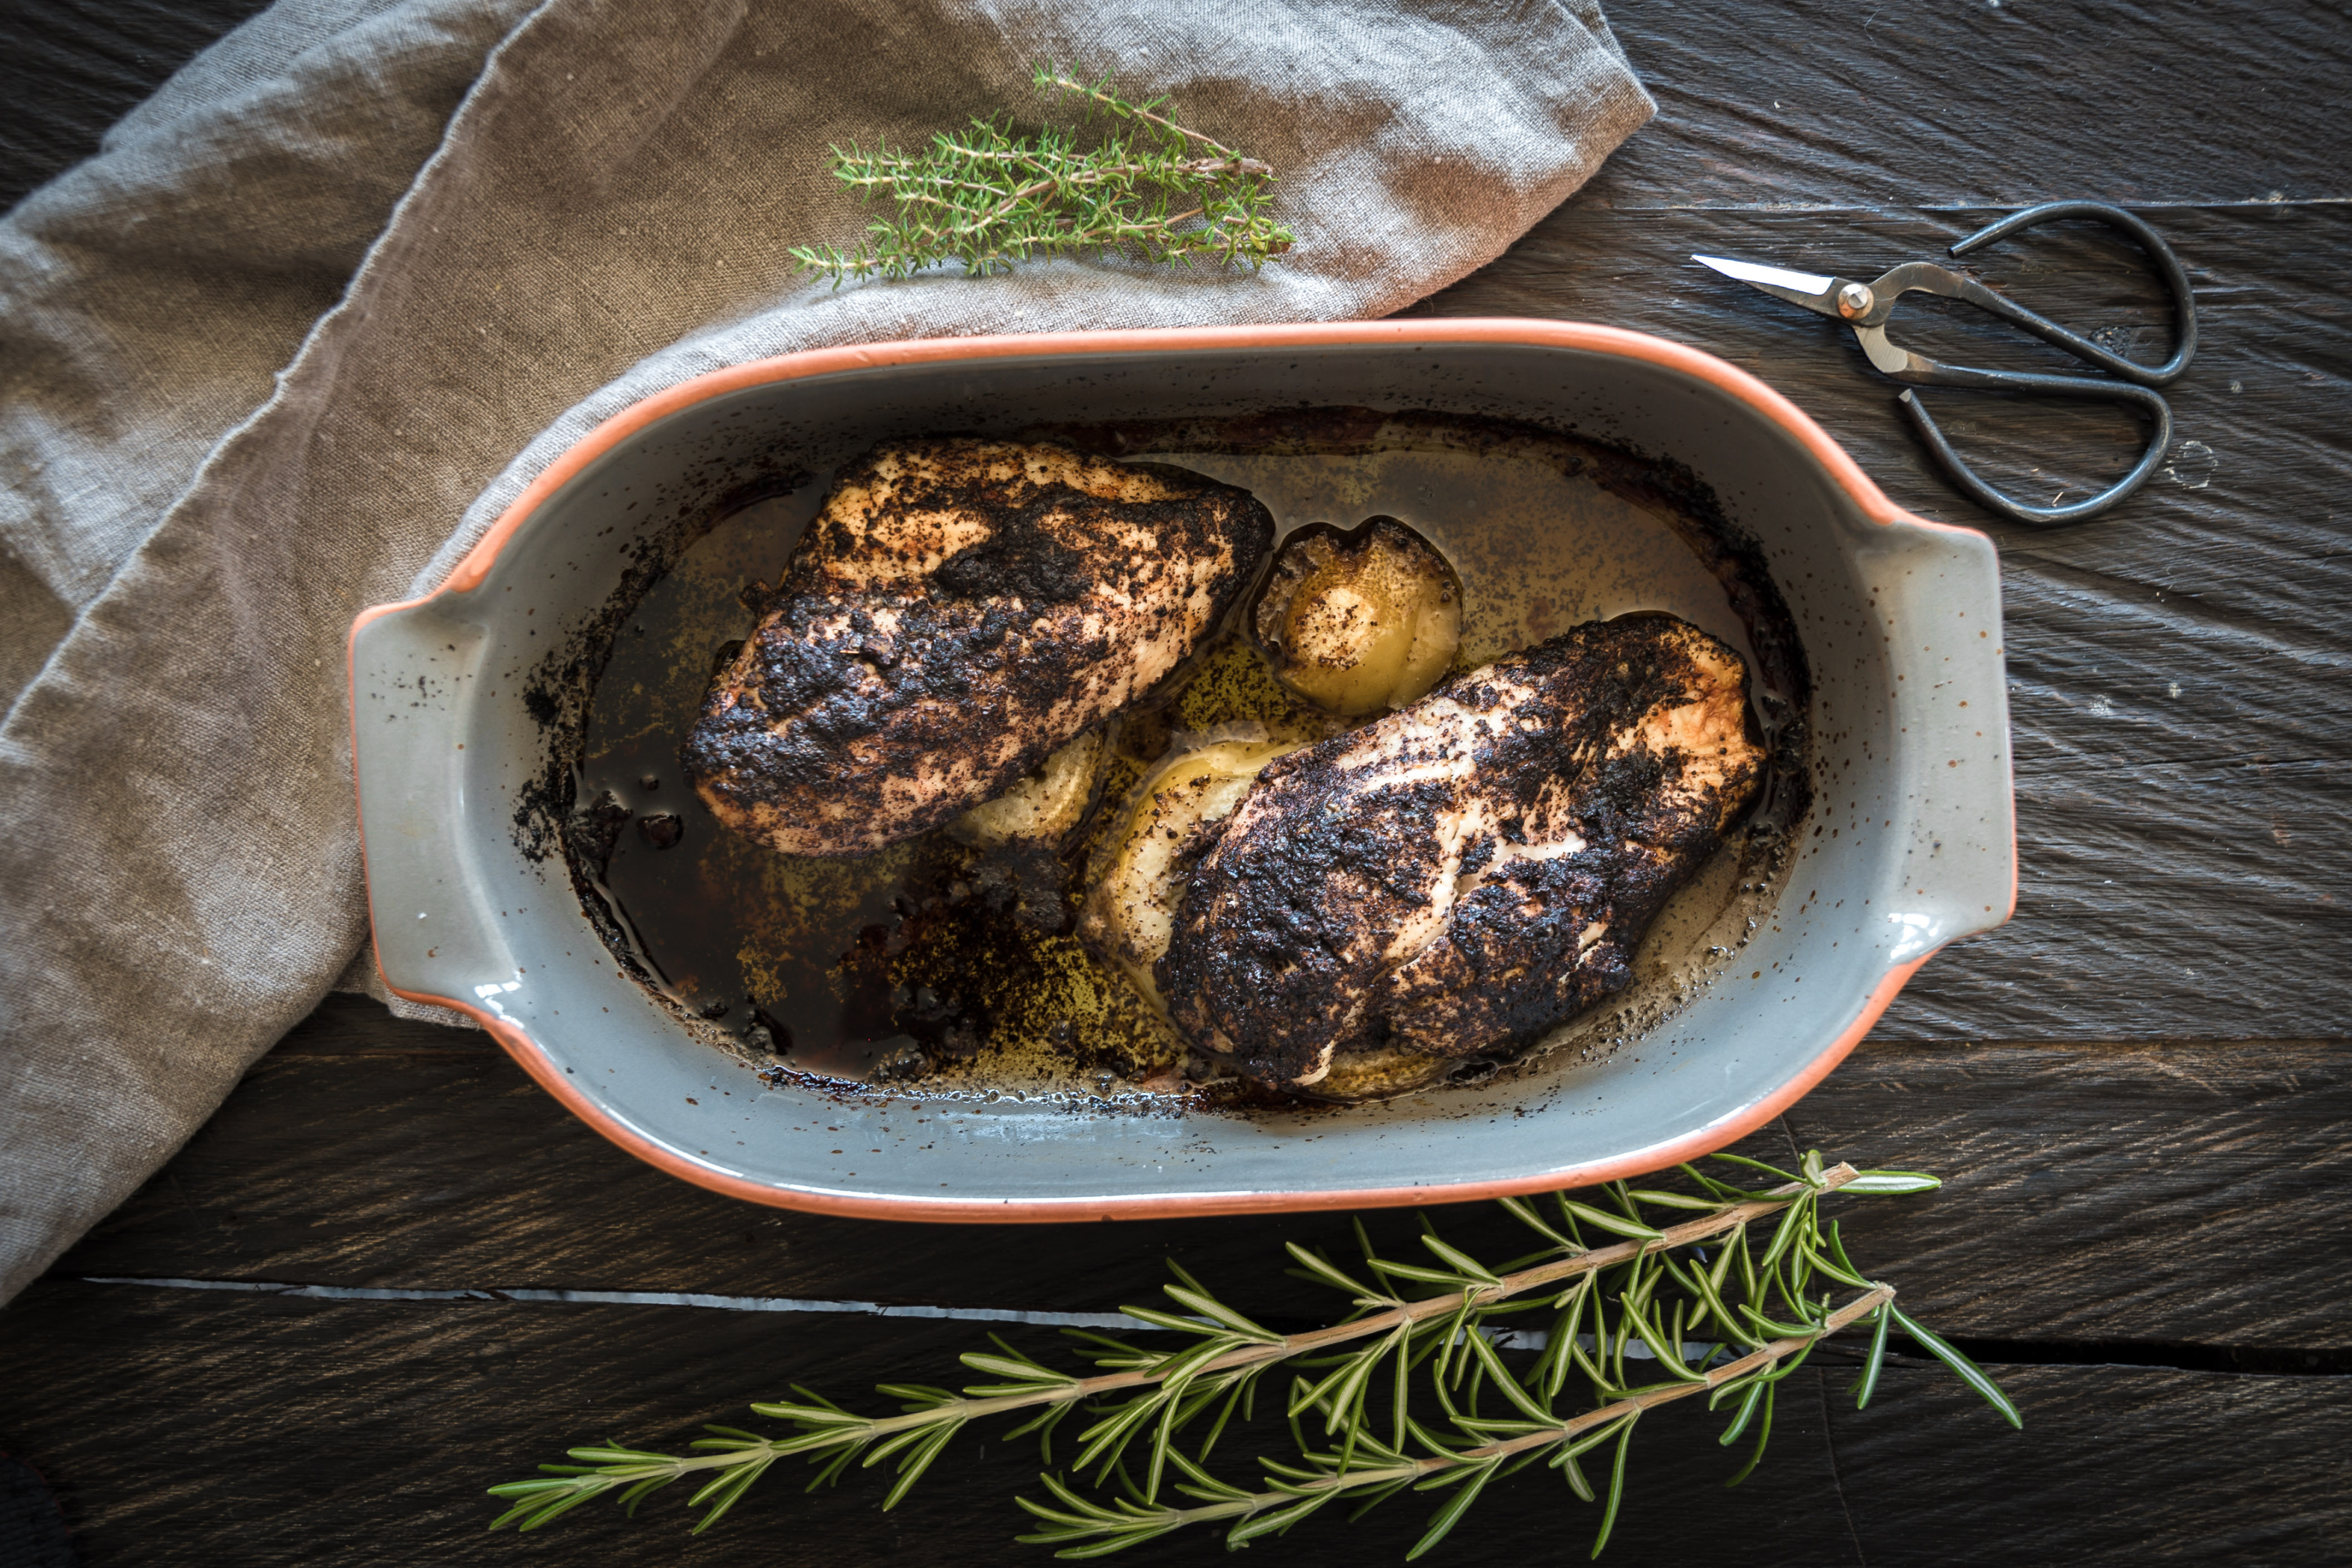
left=840, top=1167, right=1861, bottom=1445
left=1169, top=1167, right=1860, bottom=1379
left=797, top=66, right=1291, bottom=282
left=628, top=1449, right=787, bottom=1479
left=1141, top=1282, right=1897, bottom=1535
left=870, top=171, right=1205, bottom=240
left=1459, top=1280, right=1895, bottom=1463
left=497, top=1152, right=2018, bottom=1545
left=556, top=1243, right=1894, bottom=1535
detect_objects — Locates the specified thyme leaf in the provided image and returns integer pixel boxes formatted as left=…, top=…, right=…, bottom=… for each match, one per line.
left=790, top=66, right=1294, bottom=284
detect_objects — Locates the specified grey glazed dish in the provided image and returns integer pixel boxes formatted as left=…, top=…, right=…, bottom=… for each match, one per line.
left=348, top=320, right=2015, bottom=1222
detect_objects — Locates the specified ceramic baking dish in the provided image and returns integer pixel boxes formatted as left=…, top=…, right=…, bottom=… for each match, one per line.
left=349, top=320, right=2015, bottom=1220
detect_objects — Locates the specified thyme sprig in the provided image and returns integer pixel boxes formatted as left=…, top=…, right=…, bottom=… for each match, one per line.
left=789, top=66, right=1295, bottom=283
left=488, top=1151, right=2019, bottom=1555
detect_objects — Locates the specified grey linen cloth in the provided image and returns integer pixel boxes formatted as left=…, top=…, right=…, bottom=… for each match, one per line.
left=0, top=0, right=1653, bottom=1302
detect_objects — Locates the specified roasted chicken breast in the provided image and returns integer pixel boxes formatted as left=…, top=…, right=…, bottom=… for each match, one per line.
left=1157, top=614, right=1766, bottom=1089
left=683, top=440, right=1273, bottom=857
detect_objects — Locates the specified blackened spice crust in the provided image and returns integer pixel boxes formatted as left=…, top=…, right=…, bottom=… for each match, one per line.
left=683, top=440, right=1272, bottom=858
left=1156, top=615, right=1767, bottom=1090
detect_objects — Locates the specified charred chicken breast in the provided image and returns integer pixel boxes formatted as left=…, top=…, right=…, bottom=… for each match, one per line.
left=1156, top=614, right=1766, bottom=1089
left=683, top=440, right=1273, bottom=857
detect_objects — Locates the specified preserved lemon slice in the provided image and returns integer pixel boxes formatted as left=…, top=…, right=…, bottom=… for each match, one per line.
left=948, top=728, right=1105, bottom=849
left=1254, top=518, right=1460, bottom=716
left=1076, top=732, right=1308, bottom=1007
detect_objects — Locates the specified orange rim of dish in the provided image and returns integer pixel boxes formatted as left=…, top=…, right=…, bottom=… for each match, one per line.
left=348, top=318, right=2019, bottom=1223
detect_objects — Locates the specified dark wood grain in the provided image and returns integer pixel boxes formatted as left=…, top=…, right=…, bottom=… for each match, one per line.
left=1799, top=1038, right=2352, bottom=1352
left=0, top=0, right=277, bottom=212
left=0, top=1281, right=1870, bottom=1567
left=46, top=1000, right=2352, bottom=1353
left=3, top=1277, right=2345, bottom=1567
left=1825, top=1362, right=2352, bottom=1564
left=1593, top=0, right=2352, bottom=211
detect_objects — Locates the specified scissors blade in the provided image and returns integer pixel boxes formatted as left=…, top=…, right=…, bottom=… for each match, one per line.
left=1691, top=254, right=1845, bottom=318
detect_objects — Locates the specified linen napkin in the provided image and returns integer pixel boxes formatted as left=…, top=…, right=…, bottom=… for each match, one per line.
left=0, top=0, right=1653, bottom=1303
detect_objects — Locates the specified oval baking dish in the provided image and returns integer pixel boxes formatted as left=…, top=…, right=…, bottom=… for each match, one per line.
left=348, top=320, right=2015, bottom=1220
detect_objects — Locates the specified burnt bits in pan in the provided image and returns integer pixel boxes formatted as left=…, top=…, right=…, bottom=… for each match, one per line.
left=555, top=410, right=1810, bottom=1105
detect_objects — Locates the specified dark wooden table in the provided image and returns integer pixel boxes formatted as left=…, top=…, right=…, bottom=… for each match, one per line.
left=4, top=2, right=2348, bottom=1563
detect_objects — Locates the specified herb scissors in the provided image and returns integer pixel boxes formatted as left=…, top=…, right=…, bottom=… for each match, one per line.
left=1695, top=200, right=2197, bottom=526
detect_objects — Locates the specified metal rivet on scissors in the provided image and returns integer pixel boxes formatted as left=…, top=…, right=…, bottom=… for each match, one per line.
left=1694, top=201, right=2197, bottom=527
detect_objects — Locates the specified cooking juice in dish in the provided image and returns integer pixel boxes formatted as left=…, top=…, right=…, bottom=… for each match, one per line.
left=568, top=411, right=1807, bottom=1104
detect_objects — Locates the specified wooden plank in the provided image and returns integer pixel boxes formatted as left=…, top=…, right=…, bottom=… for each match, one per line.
left=1800, top=1038, right=2352, bottom=1353
left=47, top=1000, right=2352, bottom=1354
left=1592, top=0, right=2352, bottom=210
left=0, top=1282, right=1866, bottom=1567
left=0, top=0, right=275, bottom=211
left=2, top=1280, right=2344, bottom=1566
left=1826, top=1361, right=2352, bottom=1563
left=1428, top=203, right=2352, bottom=1041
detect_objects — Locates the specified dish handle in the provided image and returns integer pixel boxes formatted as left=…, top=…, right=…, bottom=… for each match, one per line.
left=1855, top=518, right=2019, bottom=969
left=348, top=594, right=523, bottom=1011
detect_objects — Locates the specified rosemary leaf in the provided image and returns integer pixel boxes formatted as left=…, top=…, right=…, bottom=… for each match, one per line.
left=1406, top=1459, right=1503, bottom=1561
left=1723, top=1383, right=1776, bottom=1489
left=1708, top=1151, right=1803, bottom=1183
left=486, top=1151, right=2017, bottom=1555
left=1559, top=1196, right=1668, bottom=1242
left=1585, top=1418, right=1633, bottom=1556
left=1626, top=1187, right=1733, bottom=1210
left=1892, top=1306, right=2026, bottom=1429
left=1722, top=1377, right=1769, bottom=1442
left=1843, top=1169, right=1945, bottom=1195
left=1496, top=1193, right=1585, bottom=1253
left=1856, top=1301, right=1895, bottom=1409
left=1286, top=1240, right=1391, bottom=1302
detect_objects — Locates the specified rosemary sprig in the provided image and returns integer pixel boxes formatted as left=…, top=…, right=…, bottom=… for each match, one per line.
left=1021, top=1279, right=1900, bottom=1561
left=789, top=66, right=1295, bottom=283
left=488, top=1151, right=2019, bottom=1554
left=1017, top=1284, right=1898, bottom=1561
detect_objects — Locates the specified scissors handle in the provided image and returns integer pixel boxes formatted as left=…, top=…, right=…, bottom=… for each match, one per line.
left=1943, top=201, right=2197, bottom=386
left=1899, top=375, right=2173, bottom=527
